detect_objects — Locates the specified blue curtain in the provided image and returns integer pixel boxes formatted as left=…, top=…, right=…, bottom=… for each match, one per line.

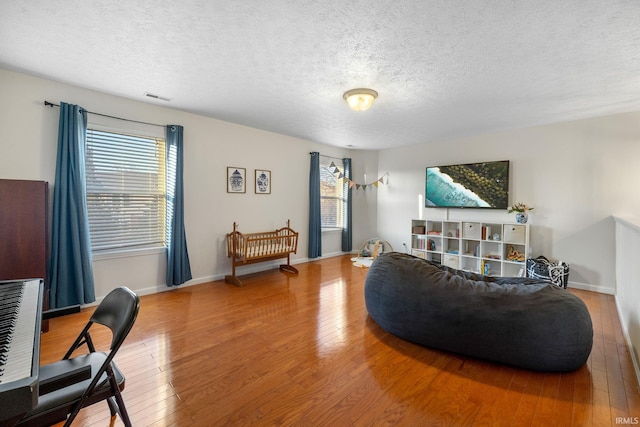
left=308, top=152, right=322, bottom=258
left=49, top=102, right=95, bottom=308
left=342, top=158, right=353, bottom=252
left=166, top=125, right=192, bottom=286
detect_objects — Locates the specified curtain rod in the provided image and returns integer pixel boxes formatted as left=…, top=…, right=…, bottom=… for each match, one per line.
left=44, top=100, right=166, bottom=128
left=310, top=152, right=347, bottom=161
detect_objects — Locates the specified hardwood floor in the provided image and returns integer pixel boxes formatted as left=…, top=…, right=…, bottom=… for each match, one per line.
left=41, top=255, right=640, bottom=426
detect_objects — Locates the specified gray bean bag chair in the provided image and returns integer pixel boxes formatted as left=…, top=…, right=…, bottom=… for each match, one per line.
left=364, top=252, right=593, bottom=372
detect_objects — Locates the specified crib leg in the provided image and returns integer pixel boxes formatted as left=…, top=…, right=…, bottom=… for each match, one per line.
left=225, top=274, right=245, bottom=287
left=279, top=264, right=299, bottom=274
left=279, top=254, right=299, bottom=275
left=225, top=262, right=245, bottom=286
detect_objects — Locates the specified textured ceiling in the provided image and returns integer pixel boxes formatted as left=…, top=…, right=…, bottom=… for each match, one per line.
left=1, top=1, right=639, bottom=150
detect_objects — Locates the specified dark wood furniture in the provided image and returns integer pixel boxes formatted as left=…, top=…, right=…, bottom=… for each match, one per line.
left=224, top=220, right=299, bottom=286
left=0, top=179, right=49, bottom=329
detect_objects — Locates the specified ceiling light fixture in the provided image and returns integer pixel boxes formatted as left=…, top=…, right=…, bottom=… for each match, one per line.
left=343, top=88, right=378, bottom=111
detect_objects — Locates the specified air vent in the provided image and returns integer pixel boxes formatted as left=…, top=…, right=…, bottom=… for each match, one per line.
left=144, top=92, right=171, bottom=101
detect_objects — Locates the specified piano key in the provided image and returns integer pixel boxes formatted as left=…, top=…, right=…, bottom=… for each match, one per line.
left=0, top=280, right=40, bottom=384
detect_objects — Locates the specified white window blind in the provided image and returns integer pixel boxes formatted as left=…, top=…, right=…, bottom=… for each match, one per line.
left=85, top=129, right=166, bottom=253
left=320, top=161, right=345, bottom=229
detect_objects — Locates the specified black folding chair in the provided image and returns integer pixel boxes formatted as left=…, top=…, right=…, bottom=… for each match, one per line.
left=17, top=287, right=140, bottom=427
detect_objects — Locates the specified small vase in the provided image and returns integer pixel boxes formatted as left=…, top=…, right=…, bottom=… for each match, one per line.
left=515, top=212, right=528, bottom=224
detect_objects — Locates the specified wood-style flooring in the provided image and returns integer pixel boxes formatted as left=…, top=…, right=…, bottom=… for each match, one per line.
left=41, top=254, right=640, bottom=426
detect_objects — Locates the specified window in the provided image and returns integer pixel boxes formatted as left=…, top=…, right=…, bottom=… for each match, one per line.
left=320, top=159, right=348, bottom=229
left=85, top=129, right=167, bottom=253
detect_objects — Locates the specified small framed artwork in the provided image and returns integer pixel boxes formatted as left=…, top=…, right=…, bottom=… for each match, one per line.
left=227, top=167, right=246, bottom=193
left=255, top=169, right=271, bottom=194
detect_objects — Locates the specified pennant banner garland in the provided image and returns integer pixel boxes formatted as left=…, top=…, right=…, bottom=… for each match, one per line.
left=328, top=161, right=389, bottom=191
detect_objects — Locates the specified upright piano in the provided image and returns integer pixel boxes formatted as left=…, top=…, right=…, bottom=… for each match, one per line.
left=0, top=279, right=43, bottom=426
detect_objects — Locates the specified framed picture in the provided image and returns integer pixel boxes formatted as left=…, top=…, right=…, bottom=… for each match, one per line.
left=255, top=169, right=271, bottom=194
left=227, top=167, right=246, bottom=193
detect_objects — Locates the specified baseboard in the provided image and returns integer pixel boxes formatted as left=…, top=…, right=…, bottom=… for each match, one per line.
left=87, top=257, right=614, bottom=309
left=307, top=251, right=350, bottom=260
left=615, top=294, right=640, bottom=388
left=82, top=278, right=212, bottom=308
left=181, top=253, right=349, bottom=287
left=567, top=281, right=615, bottom=295
left=87, top=257, right=319, bottom=307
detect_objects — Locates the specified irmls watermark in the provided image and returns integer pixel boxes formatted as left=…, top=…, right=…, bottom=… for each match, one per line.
left=616, top=417, right=640, bottom=425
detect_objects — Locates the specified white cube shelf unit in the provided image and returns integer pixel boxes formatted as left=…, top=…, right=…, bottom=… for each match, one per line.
left=410, top=219, right=529, bottom=277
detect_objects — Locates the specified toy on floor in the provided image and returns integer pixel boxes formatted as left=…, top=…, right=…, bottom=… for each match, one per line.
left=352, top=238, right=393, bottom=268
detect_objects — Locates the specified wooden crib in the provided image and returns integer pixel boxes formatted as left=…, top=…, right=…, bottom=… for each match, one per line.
left=225, top=220, right=299, bottom=286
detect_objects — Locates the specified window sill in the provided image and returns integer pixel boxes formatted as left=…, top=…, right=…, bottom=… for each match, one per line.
left=322, top=227, right=343, bottom=233
left=92, top=247, right=165, bottom=261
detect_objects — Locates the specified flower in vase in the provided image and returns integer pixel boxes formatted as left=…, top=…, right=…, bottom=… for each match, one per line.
left=507, top=202, right=534, bottom=214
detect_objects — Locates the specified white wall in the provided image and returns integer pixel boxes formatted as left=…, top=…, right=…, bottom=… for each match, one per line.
left=614, top=217, right=640, bottom=384
left=377, top=111, right=640, bottom=294
left=351, top=150, right=380, bottom=251
left=0, top=68, right=378, bottom=300
left=3, top=66, right=639, bottom=298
